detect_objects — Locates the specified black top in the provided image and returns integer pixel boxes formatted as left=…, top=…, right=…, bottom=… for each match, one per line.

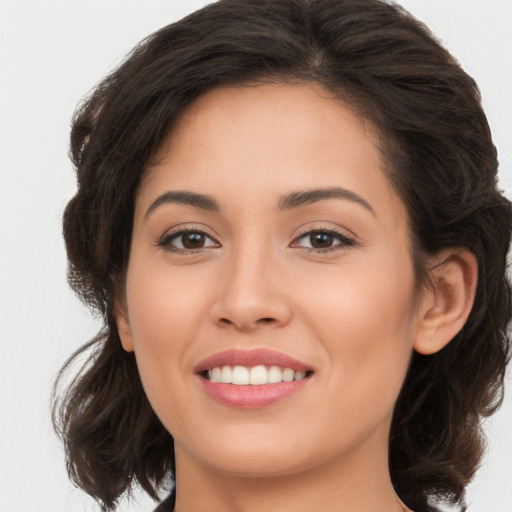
left=154, top=492, right=175, bottom=511
left=153, top=492, right=444, bottom=511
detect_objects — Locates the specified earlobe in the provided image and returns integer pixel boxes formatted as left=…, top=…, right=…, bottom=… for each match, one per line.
left=115, top=303, right=135, bottom=353
left=414, top=249, right=478, bottom=355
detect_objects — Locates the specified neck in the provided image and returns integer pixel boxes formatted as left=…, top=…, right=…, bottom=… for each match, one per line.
left=173, top=427, right=408, bottom=512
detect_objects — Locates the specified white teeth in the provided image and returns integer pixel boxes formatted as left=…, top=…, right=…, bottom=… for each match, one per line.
left=268, top=365, right=283, bottom=383
left=206, top=365, right=309, bottom=385
left=282, top=368, right=295, bottom=382
left=211, top=367, right=222, bottom=382
left=249, top=365, right=267, bottom=385
left=221, top=365, right=232, bottom=384
left=232, top=365, right=250, bottom=385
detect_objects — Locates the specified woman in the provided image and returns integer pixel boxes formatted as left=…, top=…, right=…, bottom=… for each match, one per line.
left=53, top=0, right=511, bottom=511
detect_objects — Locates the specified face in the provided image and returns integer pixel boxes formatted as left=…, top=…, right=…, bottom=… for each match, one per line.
left=118, top=83, right=425, bottom=479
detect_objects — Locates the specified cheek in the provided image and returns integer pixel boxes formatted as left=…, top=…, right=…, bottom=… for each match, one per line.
left=126, top=259, right=209, bottom=350
left=298, top=255, right=417, bottom=397
left=123, top=262, right=211, bottom=412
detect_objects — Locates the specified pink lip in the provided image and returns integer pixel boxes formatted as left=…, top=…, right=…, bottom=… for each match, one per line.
left=199, top=379, right=310, bottom=408
left=194, top=348, right=312, bottom=373
left=195, top=349, right=314, bottom=409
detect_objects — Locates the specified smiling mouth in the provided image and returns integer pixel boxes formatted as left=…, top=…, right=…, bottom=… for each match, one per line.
left=202, top=365, right=314, bottom=385
left=195, top=349, right=315, bottom=407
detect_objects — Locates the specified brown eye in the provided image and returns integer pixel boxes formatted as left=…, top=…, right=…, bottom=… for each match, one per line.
left=292, top=229, right=355, bottom=251
left=309, top=232, right=334, bottom=249
left=182, top=232, right=206, bottom=249
left=159, top=230, right=218, bottom=252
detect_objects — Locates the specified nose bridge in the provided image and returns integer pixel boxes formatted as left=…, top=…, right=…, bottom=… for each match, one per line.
left=212, top=233, right=291, bottom=330
left=229, top=241, right=272, bottom=300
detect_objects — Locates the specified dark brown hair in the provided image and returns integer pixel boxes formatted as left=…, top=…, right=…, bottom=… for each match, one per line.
left=52, top=0, right=512, bottom=511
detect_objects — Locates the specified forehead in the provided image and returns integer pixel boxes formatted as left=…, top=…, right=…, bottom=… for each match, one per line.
left=156, top=83, right=379, bottom=164
left=139, top=83, right=404, bottom=224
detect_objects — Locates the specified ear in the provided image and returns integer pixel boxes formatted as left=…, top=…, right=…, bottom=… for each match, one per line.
left=414, top=249, right=478, bottom=355
left=114, top=302, right=135, bottom=353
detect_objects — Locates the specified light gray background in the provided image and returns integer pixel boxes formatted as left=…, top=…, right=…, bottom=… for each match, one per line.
left=1, top=1, right=511, bottom=511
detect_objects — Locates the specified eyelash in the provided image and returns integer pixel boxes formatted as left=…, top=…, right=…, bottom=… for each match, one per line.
left=157, top=226, right=219, bottom=255
left=157, top=226, right=356, bottom=255
left=291, top=227, right=356, bottom=253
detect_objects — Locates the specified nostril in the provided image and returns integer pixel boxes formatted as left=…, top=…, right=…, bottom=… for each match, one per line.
left=214, top=309, right=285, bottom=330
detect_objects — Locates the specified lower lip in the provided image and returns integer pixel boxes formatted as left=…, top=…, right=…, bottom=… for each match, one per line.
left=199, top=376, right=310, bottom=408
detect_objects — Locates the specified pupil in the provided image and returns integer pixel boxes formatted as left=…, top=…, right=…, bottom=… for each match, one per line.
left=311, top=232, right=333, bottom=248
left=183, top=232, right=204, bottom=249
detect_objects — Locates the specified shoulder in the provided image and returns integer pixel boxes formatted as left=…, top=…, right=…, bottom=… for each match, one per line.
left=152, top=494, right=448, bottom=512
left=153, top=492, right=175, bottom=512
left=425, top=505, right=448, bottom=512
left=409, top=504, right=448, bottom=512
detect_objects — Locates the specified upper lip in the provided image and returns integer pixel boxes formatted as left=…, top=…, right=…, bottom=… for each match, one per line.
left=194, top=348, right=313, bottom=374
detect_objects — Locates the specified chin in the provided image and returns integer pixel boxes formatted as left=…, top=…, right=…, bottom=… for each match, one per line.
left=176, top=424, right=346, bottom=480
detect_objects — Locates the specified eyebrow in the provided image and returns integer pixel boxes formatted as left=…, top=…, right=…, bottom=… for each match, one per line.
left=144, top=190, right=220, bottom=219
left=144, top=186, right=374, bottom=220
left=278, top=187, right=375, bottom=215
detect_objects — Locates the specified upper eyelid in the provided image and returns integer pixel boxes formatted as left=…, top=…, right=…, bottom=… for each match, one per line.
left=157, top=226, right=221, bottom=251
left=157, top=238, right=214, bottom=257
left=289, top=224, right=358, bottom=252
left=160, top=224, right=219, bottom=240
left=296, top=230, right=353, bottom=241
left=292, top=223, right=356, bottom=240
left=292, top=230, right=355, bottom=245
left=157, top=223, right=356, bottom=246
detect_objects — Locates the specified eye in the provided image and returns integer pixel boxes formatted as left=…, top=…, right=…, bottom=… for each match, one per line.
left=291, top=229, right=355, bottom=251
left=159, top=229, right=219, bottom=252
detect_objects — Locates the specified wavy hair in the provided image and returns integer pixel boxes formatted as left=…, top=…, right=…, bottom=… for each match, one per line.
left=52, top=0, right=511, bottom=510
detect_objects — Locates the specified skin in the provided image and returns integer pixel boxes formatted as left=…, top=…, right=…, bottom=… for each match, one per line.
left=116, top=83, right=477, bottom=512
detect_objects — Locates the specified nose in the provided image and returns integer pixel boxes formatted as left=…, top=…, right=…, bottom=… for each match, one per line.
left=210, top=246, right=292, bottom=332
